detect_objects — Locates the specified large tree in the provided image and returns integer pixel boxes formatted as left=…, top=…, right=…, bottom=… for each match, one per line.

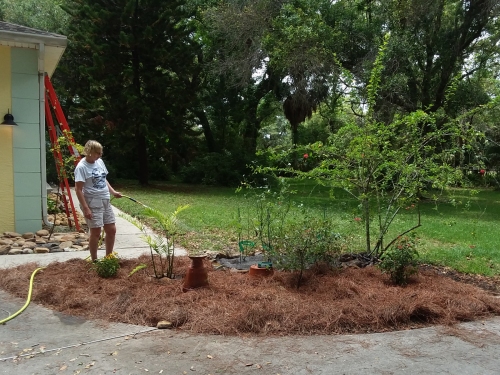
left=373, top=0, right=500, bottom=122
left=202, top=0, right=382, bottom=146
left=0, top=0, right=69, bottom=32
left=203, top=0, right=500, bottom=143
left=61, top=0, right=199, bottom=185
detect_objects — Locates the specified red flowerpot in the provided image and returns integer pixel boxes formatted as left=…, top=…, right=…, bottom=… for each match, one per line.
left=182, top=256, right=209, bottom=292
left=249, top=264, right=274, bottom=278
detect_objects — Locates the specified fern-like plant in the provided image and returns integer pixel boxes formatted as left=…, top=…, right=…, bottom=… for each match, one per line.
left=121, top=205, right=189, bottom=279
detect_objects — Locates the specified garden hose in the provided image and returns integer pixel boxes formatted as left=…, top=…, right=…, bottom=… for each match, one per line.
left=0, top=267, right=45, bottom=325
left=98, top=194, right=150, bottom=248
left=120, top=194, right=150, bottom=209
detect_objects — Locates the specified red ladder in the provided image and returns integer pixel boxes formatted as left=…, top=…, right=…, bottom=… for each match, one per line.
left=44, top=73, right=81, bottom=231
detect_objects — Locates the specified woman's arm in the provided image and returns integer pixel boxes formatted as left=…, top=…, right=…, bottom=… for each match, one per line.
left=75, top=181, right=92, bottom=219
left=107, top=181, right=122, bottom=198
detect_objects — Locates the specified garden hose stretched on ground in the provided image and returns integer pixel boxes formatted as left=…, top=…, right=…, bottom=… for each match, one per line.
left=0, top=267, right=45, bottom=325
left=1, top=196, right=147, bottom=323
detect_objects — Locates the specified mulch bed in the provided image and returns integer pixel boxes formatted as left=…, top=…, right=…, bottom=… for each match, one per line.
left=0, top=255, right=499, bottom=336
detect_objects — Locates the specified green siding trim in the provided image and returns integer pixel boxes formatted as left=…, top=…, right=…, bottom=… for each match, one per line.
left=12, top=122, right=40, bottom=149
left=14, top=196, right=41, bottom=221
left=11, top=48, right=38, bottom=74
left=14, top=172, right=41, bottom=196
left=15, top=219, right=42, bottom=234
left=12, top=72, right=39, bottom=100
left=13, top=147, right=41, bottom=173
left=11, top=97, right=39, bottom=124
left=11, top=48, right=44, bottom=233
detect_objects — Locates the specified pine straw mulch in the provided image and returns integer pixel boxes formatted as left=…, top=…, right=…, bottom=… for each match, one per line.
left=1, top=255, right=500, bottom=336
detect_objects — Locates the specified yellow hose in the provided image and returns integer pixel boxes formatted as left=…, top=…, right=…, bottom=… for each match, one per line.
left=0, top=267, right=45, bottom=325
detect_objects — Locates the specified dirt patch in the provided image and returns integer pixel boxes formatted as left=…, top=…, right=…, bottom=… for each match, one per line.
left=420, top=264, right=500, bottom=295
left=0, top=256, right=499, bottom=336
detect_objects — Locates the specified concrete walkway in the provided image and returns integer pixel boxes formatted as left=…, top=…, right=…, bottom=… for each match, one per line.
left=1, top=195, right=500, bottom=374
left=0, top=190, right=187, bottom=269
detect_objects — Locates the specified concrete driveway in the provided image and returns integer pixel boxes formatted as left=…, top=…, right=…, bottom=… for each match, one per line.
left=2, top=290, right=500, bottom=374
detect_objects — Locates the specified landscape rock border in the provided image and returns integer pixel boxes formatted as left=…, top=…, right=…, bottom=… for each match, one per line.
left=0, top=229, right=90, bottom=256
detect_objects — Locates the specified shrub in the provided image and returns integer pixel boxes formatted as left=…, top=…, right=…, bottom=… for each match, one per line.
left=378, top=234, right=419, bottom=285
left=271, top=214, right=343, bottom=288
left=92, top=252, right=120, bottom=278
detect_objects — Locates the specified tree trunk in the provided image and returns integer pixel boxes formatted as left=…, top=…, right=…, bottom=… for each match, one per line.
left=195, top=110, right=217, bottom=153
left=133, top=0, right=148, bottom=186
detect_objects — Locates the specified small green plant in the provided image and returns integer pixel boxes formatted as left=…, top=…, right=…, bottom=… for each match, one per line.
left=91, top=252, right=120, bottom=278
left=121, top=205, right=189, bottom=279
left=237, top=178, right=294, bottom=258
left=378, top=234, right=419, bottom=285
left=128, top=263, right=147, bottom=277
left=47, top=196, right=61, bottom=214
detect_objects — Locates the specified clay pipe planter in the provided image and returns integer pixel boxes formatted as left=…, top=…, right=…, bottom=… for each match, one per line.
left=182, top=255, right=209, bottom=292
left=249, top=264, right=274, bottom=278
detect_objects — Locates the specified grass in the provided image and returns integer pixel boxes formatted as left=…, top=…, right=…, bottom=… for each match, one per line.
left=111, top=179, right=500, bottom=276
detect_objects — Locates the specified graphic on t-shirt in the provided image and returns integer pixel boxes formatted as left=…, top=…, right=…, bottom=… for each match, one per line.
left=92, top=167, right=107, bottom=189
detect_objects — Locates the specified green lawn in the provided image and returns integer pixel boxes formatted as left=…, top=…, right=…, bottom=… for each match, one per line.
left=111, top=179, right=500, bottom=276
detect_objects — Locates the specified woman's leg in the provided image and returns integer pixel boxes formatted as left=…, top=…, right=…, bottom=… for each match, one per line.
left=88, top=226, right=103, bottom=261
left=103, top=223, right=117, bottom=256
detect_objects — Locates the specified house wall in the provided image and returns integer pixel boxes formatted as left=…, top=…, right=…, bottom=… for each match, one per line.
left=11, top=48, right=42, bottom=233
left=0, top=45, right=15, bottom=232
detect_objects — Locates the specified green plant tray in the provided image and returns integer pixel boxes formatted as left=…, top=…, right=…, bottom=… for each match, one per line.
left=257, top=262, right=273, bottom=269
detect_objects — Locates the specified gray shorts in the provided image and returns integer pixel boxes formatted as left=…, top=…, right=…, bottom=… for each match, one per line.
left=82, top=197, right=116, bottom=229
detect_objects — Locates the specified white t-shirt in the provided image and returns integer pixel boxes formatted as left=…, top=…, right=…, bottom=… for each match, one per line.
left=74, top=158, right=110, bottom=199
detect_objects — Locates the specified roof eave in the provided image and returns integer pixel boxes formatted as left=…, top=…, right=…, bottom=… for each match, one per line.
left=0, top=30, right=67, bottom=48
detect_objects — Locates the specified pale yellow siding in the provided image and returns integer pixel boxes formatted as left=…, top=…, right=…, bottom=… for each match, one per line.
left=0, top=45, right=15, bottom=232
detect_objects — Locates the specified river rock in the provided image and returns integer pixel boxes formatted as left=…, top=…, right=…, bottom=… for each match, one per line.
left=59, top=241, right=73, bottom=249
left=4, top=232, right=21, bottom=238
left=0, top=245, right=11, bottom=255
left=36, top=229, right=50, bottom=237
left=22, top=242, right=37, bottom=249
left=60, top=234, right=78, bottom=242
left=156, top=321, right=173, bottom=329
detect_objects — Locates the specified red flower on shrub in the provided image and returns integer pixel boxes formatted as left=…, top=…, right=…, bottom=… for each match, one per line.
left=354, top=217, right=361, bottom=222
left=303, top=153, right=309, bottom=159
left=479, top=169, right=485, bottom=176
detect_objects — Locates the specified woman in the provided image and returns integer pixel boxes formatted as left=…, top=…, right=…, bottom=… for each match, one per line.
left=74, top=140, right=122, bottom=261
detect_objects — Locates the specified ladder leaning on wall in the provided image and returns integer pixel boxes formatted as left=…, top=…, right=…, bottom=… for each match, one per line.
left=44, top=73, right=81, bottom=231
